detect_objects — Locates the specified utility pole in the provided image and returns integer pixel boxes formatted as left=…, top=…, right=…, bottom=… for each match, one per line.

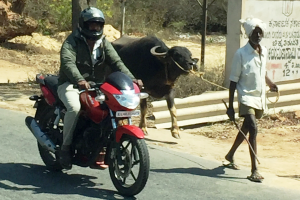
left=195, top=0, right=216, bottom=72
left=200, top=0, right=207, bottom=72
left=120, top=0, right=126, bottom=37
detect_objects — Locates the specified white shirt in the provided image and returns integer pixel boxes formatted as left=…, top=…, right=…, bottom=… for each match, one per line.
left=82, top=36, right=103, bottom=65
left=229, top=42, right=267, bottom=110
left=91, top=38, right=103, bottom=65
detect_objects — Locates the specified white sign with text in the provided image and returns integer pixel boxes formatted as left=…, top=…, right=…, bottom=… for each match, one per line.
left=242, top=0, right=300, bottom=82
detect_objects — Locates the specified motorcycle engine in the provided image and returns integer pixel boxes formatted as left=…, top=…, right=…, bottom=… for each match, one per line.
left=74, top=126, right=101, bottom=154
left=73, top=117, right=111, bottom=156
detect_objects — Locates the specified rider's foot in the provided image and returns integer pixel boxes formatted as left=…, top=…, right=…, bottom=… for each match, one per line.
left=90, top=151, right=108, bottom=170
left=59, top=145, right=72, bottom=170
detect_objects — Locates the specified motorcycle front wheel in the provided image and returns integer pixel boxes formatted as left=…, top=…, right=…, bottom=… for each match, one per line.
left=109, top=135, right=150, bottom=196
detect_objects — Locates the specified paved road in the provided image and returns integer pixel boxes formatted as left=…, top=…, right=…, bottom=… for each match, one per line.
left=0, top=108, right=299, bottom=200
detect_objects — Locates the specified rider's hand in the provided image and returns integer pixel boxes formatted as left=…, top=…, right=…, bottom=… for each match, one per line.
left=226, top=107, right=235, bottom=121
left=78, top=80, right=91, bottom=90
left=133, top=79, right=144, bottom=90
left=269, top=83, right=278, bottom=92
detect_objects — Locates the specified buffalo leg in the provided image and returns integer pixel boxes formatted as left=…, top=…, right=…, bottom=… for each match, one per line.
left=139, top=98, right=148, bottom=135
left=166, top=89, right=180, bottom=139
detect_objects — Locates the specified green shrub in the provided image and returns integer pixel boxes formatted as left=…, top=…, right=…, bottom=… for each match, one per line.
left=174, top=64, right=226, bottom=98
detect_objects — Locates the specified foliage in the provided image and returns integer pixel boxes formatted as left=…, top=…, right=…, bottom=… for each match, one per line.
left=22, top=0, right=228, bottom=35
left=96, top=0, right=114, bottom=18
left=24, top=0, right=72, bottom=34
left=24, top=0, right=114, bottom=34
left=49, top=0, right=72, bottom=32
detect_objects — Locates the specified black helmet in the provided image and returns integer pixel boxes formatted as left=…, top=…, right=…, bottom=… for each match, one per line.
left=78, top=7, right=105, bottom=41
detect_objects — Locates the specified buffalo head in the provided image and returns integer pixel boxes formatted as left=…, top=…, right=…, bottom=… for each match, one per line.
left=150, top=46, right=199, bottom=75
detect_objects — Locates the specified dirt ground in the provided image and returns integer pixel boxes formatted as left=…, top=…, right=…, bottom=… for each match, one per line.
left=0, top=29, right=299, bottom=190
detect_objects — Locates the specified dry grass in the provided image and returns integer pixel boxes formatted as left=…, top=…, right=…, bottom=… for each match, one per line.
left=174, top=64, right=225, bottom=98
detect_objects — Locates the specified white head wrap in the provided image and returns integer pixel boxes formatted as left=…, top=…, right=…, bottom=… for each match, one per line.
left=239, top=17, right=267, bottom=38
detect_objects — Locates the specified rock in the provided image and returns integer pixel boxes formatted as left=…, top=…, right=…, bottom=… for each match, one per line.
left=9, top=33, right=62, bottom=54
left=104, top=24, right=121, bottom=42
left=0, top=0, right=37, bottom=43
left=295, top=110, right=300, bottom=119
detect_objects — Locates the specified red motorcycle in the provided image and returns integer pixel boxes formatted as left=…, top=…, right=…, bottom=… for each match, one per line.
left=25, top=71, right=150, bottom=196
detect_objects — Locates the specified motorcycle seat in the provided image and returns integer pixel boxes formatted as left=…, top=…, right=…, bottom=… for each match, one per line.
left=44, top=75, right=59, bottom=101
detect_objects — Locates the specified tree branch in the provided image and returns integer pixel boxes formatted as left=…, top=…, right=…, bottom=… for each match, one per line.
left=195, top=0, right=202, bottom=8
left=207, top=0, right=217, bottom=9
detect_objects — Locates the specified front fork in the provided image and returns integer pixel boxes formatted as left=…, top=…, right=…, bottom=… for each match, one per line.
left=109, top=109, right=132, bottom=128
left=109, top=109, right=144, bottom=142
left=107, top=109, right=144, bottom=164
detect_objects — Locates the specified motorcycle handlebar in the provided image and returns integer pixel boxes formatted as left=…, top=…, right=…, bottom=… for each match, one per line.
left=73, top=81, right=103, bottom=90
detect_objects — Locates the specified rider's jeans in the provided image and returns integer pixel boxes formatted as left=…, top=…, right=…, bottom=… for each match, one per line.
left=57, top=82, right=81, bottom=146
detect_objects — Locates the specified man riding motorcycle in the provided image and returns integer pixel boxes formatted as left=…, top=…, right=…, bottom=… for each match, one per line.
left=57, top=7, right=142, bottom=170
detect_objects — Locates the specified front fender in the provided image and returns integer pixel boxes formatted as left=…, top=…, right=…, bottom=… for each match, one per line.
left=115, top=125, right=144, bottom=142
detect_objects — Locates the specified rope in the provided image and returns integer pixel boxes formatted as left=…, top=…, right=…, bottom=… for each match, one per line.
left=190, top=71, right=228, bottom=90
left=170, top=58, right=227, bottom=90
left=190, top=70, right=281, bottom=117
left=171, top=57, right=192, bottom=73
left=266, top=89, right=280, bottom=116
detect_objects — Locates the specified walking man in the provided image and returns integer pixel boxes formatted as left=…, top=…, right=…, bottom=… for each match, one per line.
left=224, top=17, right=278, bottom=182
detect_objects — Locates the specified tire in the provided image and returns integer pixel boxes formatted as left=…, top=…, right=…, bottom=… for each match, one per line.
left=109, top=135, right=150, bottom=196
left=36, top=103, right=63, bottom=171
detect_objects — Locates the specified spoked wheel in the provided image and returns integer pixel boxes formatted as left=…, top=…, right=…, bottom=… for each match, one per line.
left=109, top=135, right=150, bottom=196
left=36, top=104, right=63, bottom=171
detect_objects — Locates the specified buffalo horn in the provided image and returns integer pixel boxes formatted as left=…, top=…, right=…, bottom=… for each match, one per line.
left=150, top=46, right=167, bottom=57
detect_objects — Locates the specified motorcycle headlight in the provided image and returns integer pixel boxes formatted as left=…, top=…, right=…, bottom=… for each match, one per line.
left=113, top=89, right=140, bottom=109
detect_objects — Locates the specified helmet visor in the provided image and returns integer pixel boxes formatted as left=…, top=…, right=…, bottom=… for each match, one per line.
left=86, top=17, right=105, bottom=23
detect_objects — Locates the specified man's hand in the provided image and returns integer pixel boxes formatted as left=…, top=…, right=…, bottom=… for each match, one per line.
left=78, top=80, right=91, bottom=90
left=133, top=79, right=144, bottom=90
left=226, top=107, right=235, bottom=121
left=265, top=75, right=278, bottom=92
left=269, top=83, right=278, bottom=92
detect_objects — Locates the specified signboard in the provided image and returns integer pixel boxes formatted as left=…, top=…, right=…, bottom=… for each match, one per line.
left=241, top=0, right=300, bottom=82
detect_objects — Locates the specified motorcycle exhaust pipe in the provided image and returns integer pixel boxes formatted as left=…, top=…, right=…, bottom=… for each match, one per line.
left=25, top=116, right=56, bottom=153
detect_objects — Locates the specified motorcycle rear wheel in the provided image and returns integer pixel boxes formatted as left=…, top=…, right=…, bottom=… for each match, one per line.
left=36, top=102, right=62, bottom=171
left=109, top=135, right=150, bottom=196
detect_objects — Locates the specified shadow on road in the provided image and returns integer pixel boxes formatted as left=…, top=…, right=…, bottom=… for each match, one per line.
left=145, top=138, right=178, bottom=145
left=151, top=166, right=245, bottom=181
left=0, top=162, right=136, bottom=200
left=278, top=175, right=300, bottom=181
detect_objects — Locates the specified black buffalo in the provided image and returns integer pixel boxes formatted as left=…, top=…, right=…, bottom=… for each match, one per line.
left=112, top=35, right=199, bottom=139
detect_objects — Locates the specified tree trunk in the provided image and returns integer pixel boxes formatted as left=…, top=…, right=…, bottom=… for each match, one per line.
left=72, top=0, right=97, bottom=32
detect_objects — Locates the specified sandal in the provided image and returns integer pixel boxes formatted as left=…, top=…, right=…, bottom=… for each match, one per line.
left=247, top=171, right=264, bottom=183
left=90, top=151, right=108, bottom=170
left=90, top=162, right=108, bottom=170
left=222, top=162, right=240, bottom=170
